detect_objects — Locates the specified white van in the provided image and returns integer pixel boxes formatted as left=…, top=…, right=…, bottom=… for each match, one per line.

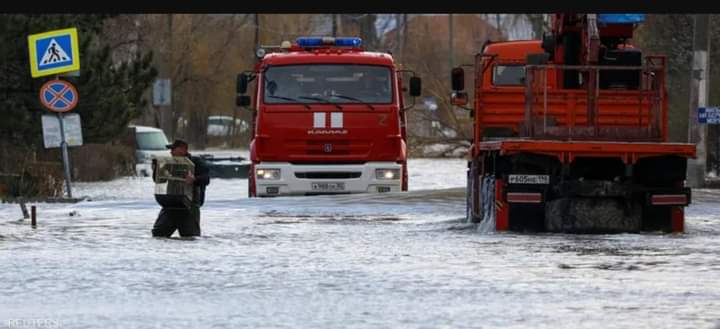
left=129, top=125, right=170, bottom=176
left=207, top=115, right=248, bottom=136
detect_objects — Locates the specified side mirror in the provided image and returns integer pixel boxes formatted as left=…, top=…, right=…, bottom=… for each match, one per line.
left=451, top=91, right=468, bottom=106
left=409, top=77, right=422, bottom=97
left=236, top=95, right=251, bottom=107
left=541, top=32, right=556, bottom=58
left=451, top=67, right=465, bottom=91
left=237, top=73, right=249, bottom=94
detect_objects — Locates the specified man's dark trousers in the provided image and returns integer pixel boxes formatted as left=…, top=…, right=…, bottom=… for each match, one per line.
left=152, top=205, right=201, bottom=237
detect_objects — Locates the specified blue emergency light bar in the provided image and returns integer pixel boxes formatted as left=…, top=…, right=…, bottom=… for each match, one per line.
left=597, top=14, right=645, bottom=24
left=295, top=37, right=362, bottom=48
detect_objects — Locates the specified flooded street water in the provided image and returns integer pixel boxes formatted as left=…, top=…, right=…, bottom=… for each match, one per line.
left=1, top=157, right=720, bottom=329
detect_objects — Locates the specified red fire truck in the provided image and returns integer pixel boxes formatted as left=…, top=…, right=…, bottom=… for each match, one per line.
left=236, top=37, right=421, bottom=197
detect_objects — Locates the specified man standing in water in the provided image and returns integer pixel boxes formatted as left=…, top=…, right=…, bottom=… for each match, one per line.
left=151, top=139, right=210, bottom=237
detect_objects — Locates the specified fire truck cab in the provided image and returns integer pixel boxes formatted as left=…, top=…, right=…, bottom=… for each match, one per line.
left=237, top=37, right=421, bottom=197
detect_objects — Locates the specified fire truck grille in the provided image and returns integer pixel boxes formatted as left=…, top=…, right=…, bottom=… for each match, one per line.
left=295, top=172, right=362, bottom=179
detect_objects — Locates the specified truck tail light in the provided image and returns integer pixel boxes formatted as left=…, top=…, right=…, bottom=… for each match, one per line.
left=650, top=194, right=688, bottom=206
left=506, top=192, right=542, bottom=204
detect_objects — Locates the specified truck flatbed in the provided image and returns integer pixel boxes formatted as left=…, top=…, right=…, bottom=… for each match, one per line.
left=477, top=140, right=696, bottom=163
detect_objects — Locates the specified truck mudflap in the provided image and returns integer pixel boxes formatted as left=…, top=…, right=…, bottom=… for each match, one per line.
left=544, top=197, right=642, bottom=233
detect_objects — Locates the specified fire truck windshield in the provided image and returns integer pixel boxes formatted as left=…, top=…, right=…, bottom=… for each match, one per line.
left=263, top=64, right=392, bottom=106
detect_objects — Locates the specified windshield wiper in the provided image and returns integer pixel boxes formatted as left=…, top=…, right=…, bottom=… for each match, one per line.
left=298, top=96, right=342, bottom=109
left=267, top=95, right=311, bottom=109
left=330, top=94, right=375, bottom=110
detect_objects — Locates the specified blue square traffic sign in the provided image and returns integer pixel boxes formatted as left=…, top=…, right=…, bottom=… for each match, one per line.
left=698, top=107, right=720, bottom=124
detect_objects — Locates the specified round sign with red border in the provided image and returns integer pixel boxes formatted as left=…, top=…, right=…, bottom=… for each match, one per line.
left=39, top=79, right=78, bottom=113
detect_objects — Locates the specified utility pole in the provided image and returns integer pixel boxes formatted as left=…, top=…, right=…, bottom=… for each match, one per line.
left=395, top=14, right=402, bottom=57
left=332, top=14, right=337, bottom=37
left=402, top=14, right=408, bottom=63
left=448, top=14, right=454, bottom=70
left=254, top=14, right=260, bottom=52
left=447, top=13, right=462, bottom=131
left=160, top=14, right=174, bottom=138
left=337, top=14, right=343, bottom=36
left=687, top=14, right=711, bottom=188
left=168, top=14, right=174, bottom=139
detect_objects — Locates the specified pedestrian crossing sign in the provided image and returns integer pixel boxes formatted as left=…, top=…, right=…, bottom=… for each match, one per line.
left=28, top=27, right=80, bottom=78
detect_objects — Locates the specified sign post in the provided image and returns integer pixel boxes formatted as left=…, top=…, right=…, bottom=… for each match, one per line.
left=39, top=79, right=79, bottom=198
left=57, top=113, right=73, bottom=198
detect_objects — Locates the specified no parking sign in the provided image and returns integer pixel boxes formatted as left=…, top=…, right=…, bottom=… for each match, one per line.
left=39, top=79, right=78, bottom=113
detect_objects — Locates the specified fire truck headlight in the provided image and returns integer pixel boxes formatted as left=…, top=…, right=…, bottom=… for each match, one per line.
left=376, top=169, right=400, bottom=180
left=257, top=168, right=281, bottom=180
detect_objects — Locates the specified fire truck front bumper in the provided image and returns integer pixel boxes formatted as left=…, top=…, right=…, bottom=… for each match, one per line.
left=254, top=162, right=403, bottom=196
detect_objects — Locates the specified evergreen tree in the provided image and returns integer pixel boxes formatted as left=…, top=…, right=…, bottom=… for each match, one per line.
left=0, top=14, right=158, bottom=147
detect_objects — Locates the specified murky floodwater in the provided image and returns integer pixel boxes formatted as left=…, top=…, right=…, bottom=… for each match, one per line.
left=1, top=158, right=719, bottom=329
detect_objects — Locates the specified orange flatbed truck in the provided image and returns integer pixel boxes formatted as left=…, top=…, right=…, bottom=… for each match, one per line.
left=451, top=14, right=696, bottom=233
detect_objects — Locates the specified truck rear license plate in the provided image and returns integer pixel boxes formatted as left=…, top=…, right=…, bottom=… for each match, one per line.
left=311, top=182, right=345, bottom=191
left=508, top=175, right=549, bottom=185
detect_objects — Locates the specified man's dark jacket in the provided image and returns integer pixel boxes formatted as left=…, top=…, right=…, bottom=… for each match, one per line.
left=188, top=154, right=210, bottom=206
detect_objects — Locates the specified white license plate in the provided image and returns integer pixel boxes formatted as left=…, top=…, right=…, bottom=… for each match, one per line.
left=508, top=175, right=549, bottom=185
left=311, top=182, right=345, bottom=191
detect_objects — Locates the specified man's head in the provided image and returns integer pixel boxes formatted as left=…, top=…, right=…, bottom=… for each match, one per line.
left=166, top=139, right=189, bottom=156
